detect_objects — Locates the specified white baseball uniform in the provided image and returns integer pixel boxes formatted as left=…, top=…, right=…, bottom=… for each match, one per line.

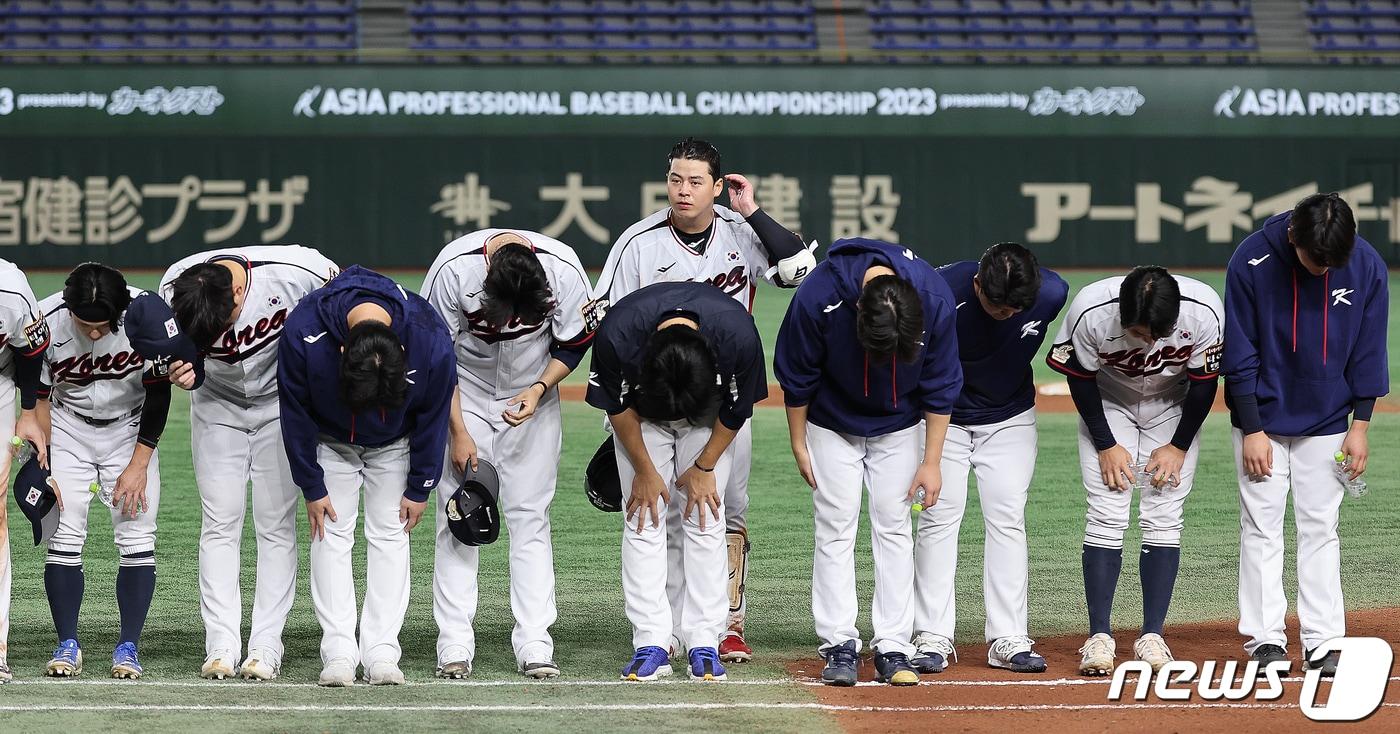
left=39, top=288, right=163, bottom=575
left=159, top=245, right=339, bottom=665
left=423, top=229, right=594, bottom=669
left=1046, top=276, right=1224, bottom=550
left=0, top=259, right=48, bottom=664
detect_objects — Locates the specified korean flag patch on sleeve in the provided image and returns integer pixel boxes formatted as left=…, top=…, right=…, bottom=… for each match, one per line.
left=164, top=318, right=180, bottom=338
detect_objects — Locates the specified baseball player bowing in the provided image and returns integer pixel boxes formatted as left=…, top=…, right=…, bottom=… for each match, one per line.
left=37, top=263, right=204, bottom=680
left=277, top=266, right=455, bottom=687
left=1224, top=194, right=1388, bottom=675
left=585, top=281, right=766, bottom=682
left=775, top=238, right=962, bottom=687
left=594, top=137, right=813, bottom=663
left=160, top=245, right=339, bottom=680
left=423, top=229, right=594, bottom=679
left=1046, top=266, right=1223, bottom=676
left=912, top=243, right=1068, bottom=675
left=0, top=258, right=51, bottom=683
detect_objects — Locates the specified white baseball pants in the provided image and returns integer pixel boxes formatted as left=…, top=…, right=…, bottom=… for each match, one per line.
left=309, top=437, right=411, bottom=668
left=915, top=408, right=1037, bottom=642
left=192, top=394, right=298, bottom=664
left=809, top=422, right=919, bottom=656
left=0, top=385, right=15, bottom=658
left=616, top=418, right=732, bottom=652
left=433, top=386, right=561, bottom=668
left=1234, top=429, right=1347, bottom=654
left=46, top=408, right=161, bottom=559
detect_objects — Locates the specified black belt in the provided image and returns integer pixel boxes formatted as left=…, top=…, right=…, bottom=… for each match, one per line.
left=53, top=400, right=142, bottom=427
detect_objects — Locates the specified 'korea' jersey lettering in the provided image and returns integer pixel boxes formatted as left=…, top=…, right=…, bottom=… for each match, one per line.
left=1047, top=275, right=1224, bottom=408
left=39, top=287, right=160, bottom=419
left=159, top=245, right=339, bottom=406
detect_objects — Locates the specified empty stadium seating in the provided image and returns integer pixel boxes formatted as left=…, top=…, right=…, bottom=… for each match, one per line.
left=1307, top=0, right=1400, bottom=55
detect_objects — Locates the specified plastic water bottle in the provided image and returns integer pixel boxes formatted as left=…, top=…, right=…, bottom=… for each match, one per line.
left=10, top=435, right=34, bottom=464
left=91, top=480, right=142, bottom=514
left=1334, top=452, right=1368, bottom=499
left=911, top=488, right=925, bottom=514
left=1130, top=463, right=1179, bottom=493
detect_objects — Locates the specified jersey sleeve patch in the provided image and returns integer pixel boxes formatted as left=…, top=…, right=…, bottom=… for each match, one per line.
left=23, top=317, right=51, bottom=354
left=581, top=298, right=606, bottom=333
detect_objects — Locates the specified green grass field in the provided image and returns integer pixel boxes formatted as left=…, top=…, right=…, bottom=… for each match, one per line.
left=1, top=270, right=1396, bottom=732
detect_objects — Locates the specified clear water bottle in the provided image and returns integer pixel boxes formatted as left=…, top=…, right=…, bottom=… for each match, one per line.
left=10, top=435, right=34, bottom=464
left=90, top=480, right=143, bottom=514
left=912, top=488, right=927, bottom=514
left=1130, top=463, right=1179, bottom=493
left=1334, top=452, right=1368, bottom=499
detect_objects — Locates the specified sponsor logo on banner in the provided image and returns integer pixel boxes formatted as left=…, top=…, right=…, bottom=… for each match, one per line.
left=1214, top=86, right=1400, bottom=117
left=0, top=86, right=223, bottom=117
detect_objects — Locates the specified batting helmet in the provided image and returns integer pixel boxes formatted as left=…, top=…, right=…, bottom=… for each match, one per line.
left=584, top=437, right=622, bottom=512
left=445, top=458, right=501, bottom=546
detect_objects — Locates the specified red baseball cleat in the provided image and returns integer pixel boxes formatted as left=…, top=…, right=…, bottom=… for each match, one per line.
left=719, top=633, right=753, bottom=663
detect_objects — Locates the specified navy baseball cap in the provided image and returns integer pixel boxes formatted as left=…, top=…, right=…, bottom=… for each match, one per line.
left=446, top=458, right=501, bottom=547
left=13, top=451, right=59, bottom=545
left=123, top=291, right=203, bottom=384
left=584, top=437, right=622, bottom=513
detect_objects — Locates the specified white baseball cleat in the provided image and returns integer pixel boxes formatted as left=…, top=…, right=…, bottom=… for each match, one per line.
left=239, top=649, right=279, bottom=681
left=318, top=658, right=356, bottom=687
left=1134, top=633, right=1174, bottom=672
left=0, top=658, right=12, bottom=683
left=365, top=661, right=405, bottom=686
left=1078, top=633, right=1116, bottom=676
left=200, top=651, right=237, bottom=680
left=521, top=661, right=561, bottom=679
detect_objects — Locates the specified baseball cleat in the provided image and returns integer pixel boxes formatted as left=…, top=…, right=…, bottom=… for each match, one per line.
left=620, top=646, right=672, bottom=681
left=111, top=642, right=143, bottom=679
left=820, top=640, right=859, bottom=687
left=1078, top=633, right=1116, bottom=676
left=318, top=658, right=356, bottom=687
left=0, top=658, right=12, bottom=683
left=521, top=661, right=561, bottom=679
left=1305, top=648, right=1340, bottom=677
left=436, top=659, right=472, bottom=679
left=988, top=636, right=1048, bottom=673
left=911, top=631, right=955, bottom=674
left=718, top=632, right=753, bottom=663
left=687, top=647, right=727, bottom=681
left=364, top=661, right=405, bottom=686
left=1250, top=643, right=1288, bottom=672
left=200, top=651, right=237, bottom=680
left=1133, top=633, right=1174, bottom=672
left=873, top=651, right=919, bottom=686
left=239, top=649, right=279, bottom=681
left=45, top=639, right=83, bottom=677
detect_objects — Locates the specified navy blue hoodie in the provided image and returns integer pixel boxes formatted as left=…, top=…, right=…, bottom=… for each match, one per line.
left=775, top=238, right=962, bottom=438
left=277, top=266, right=456, bottom=502
left=1223, top=212, right=1389, bottom=437
left=937, top=261, right=1068, bottom=426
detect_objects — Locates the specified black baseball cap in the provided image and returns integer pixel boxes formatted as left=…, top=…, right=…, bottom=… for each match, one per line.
left=584, top=437, right=622, bottom=513
left=13, top=451, right=59, bottom=545
left=446, top=458, right=501, bottom=547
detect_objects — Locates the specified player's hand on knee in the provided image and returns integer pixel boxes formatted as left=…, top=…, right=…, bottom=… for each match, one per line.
left=114, top=462, right=149, bottom=517
left=1241, top=432, right=1273, bottom=479
left=306, top=497, right=337, bottom=541
left=1098, top=444, right=1134, bottom=492
left=1340, top=427, right=1369, bottom=479
left=1145, top=444, right=1186, bottom=489
left=678, top=464, right=721, bottom=531
left=908, top=461, right=942, bottom=506
left=399, top=496, right=427, bottom=534
left=625, top=470, right=669, bottom=534
left=15, top=410, right=49, bottom=469
left=450, top=430, right=479, bottom=474
left=169, top=360, right=198, bottom=391
left=791, top=442, right=817, bottom=490
left=503, top=383, right=546, bottom=427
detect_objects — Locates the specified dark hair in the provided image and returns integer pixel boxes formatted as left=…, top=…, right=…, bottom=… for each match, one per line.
left=1291, top=192, right=1356, bottom=268
left=169, top=262, right=235, bottom=349
left=857, top=274, right=925, bottom=364
left=63, top=262, right=131, bottom=331
left=1119, top=266, right=1181, bottom=340
left=976, top=242, right=1042, bottom=311
left=481, top=242, right=553, bottom=328
left=632, top=324, right=721, bottom=424
left=667, top=137, right=722, bottom=181
left=339, top=321, right=408, bottom=412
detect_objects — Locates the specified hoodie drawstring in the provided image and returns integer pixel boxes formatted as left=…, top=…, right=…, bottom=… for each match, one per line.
left=349, top=413, right=356, bottom=443
left=1322, top=271, right=1329, bottom=365
left=890, top=359, right=898, bottom=408
left=863, top=353, right=869, bottom=398
left=1291, top=270, right=1298, bottom=353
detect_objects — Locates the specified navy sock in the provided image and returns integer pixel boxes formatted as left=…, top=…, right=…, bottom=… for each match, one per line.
left=116, top=556, right=156, bottom=646
left=44, top=560, right=84, bottom=643
left=1140, top=544, right=1181, bottom=636
left=1082, top=545, right=1123, bottom=636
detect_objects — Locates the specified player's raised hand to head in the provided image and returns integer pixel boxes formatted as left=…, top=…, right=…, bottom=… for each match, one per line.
left=625, top=470, right=670, bottom=534
left=306, top=496, right=337, bottom=541
left=168, top=360, right=198, bottom=391
left=1241, top=431, right=1273, bottom=480
left=1098, top=444, right=1135, bottom=492
left=723, top=174, right=759, bottom=217
left=399, top=496, right=427, bottom=534
left=678, top=463, right=721, bottom=531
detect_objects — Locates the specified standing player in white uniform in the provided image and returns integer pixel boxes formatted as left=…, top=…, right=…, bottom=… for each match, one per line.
left=424, top=229, right=595, bottom=679
left=594, top=137, right=813, bottom=663
left=912, top=244, right=1068, bottom=674
left=1046, top=267, right=1223, bottom=675
left=0, top=259, right=51, bottom=683
left=38, top=263, right=201, bottom=680
left=160, top=245, right=339, bottom=680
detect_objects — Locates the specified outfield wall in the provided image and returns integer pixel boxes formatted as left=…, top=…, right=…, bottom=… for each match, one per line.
left=2, top=66, right=1398, bottom=268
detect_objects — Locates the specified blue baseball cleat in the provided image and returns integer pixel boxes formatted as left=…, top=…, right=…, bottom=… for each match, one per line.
left=621, top=646, right=673, bottom=681
left=111, top=642, right=143, bottom=679
left=46, top=639, right=83, bottom=677
left=687, top=646, right=727, bottom=681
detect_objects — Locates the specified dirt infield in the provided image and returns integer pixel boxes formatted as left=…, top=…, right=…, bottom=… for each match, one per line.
left=786, top=608, right=1400, bottom=733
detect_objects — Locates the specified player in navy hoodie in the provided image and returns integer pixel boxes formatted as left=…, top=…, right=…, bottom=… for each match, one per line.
left=277, top=265, right=455, bottom=687
left=775, top=238, right=962, bottom=687
left=1224, top=193, right=1389, bottom=675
